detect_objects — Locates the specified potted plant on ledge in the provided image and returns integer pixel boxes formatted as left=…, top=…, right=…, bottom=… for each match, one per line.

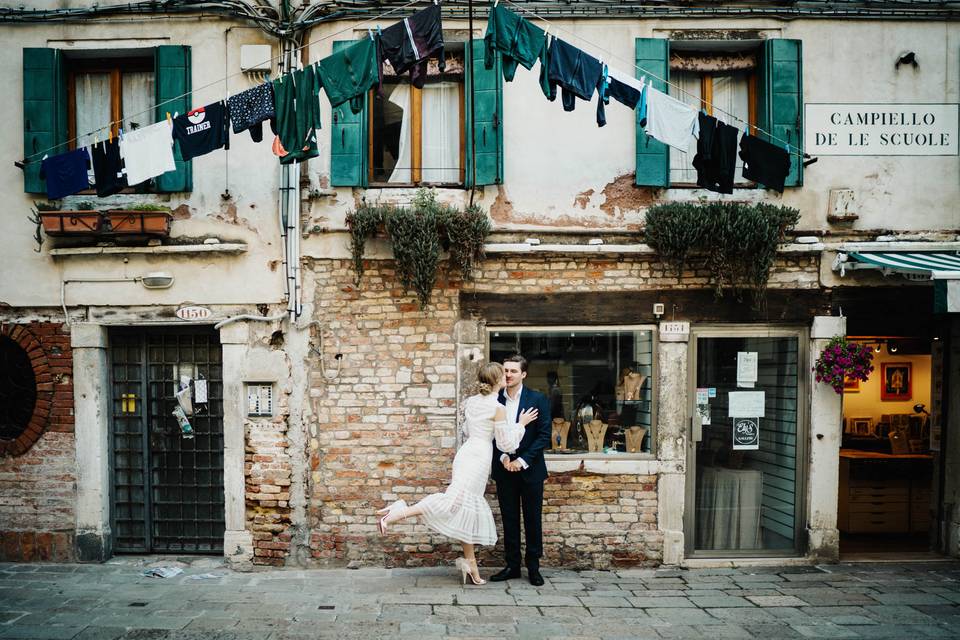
left=35, top=201, right=101, bottom=235
left=105, top=203, right=172, bottom=235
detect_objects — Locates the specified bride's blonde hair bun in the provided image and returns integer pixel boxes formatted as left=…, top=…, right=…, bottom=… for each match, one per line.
left=477, top=362, right=503, bottom=395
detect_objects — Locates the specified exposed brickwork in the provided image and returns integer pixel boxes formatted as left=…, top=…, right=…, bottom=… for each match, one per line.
left=0, top=322, right=75, bottom=562
left=246, top=417, right=294, bottom=566
left=301, top=254, right=820, bottom=568
left=0, top=530, right=74, bottom=562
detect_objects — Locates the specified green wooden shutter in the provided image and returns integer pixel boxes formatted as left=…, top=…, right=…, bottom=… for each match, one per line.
left=465, top=38, right=503, bottom=187
left=154, top=45, right=192, bottom=192
left=330, top=40, right=368, bottom=187
left=22, top=48, right=66, bottom=194
left=761, top=39, right=803, bottom=187
left=635, top=38, right=669, bottom=187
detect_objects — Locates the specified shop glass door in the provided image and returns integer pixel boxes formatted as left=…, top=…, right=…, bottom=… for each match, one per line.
left=688, top=330, right=805, bottom=555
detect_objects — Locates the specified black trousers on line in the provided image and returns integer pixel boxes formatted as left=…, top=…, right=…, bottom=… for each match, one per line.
left=495, top=477, right=544, bottom=570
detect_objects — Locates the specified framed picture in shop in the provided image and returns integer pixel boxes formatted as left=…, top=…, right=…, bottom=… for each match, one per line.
left=843, top=375, right=860, bottom=392
left=881, top=362, right=912, bottom=401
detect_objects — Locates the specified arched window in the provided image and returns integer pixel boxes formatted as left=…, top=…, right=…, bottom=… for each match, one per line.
left=0, top=335, right=37, bottom=441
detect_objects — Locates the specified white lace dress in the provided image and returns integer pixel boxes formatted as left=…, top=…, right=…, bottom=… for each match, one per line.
left=417, top=392, right=525, bottom=545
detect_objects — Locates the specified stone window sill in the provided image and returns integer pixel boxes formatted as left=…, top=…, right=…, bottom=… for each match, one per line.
left=546, top=455, right=660, bottom=475
left=49, top=243, right=248, bottom=258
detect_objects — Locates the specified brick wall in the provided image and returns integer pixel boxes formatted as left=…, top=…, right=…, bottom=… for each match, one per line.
left=246, top=417, right=294, bottom=566
left=301, top=253, right=820, bottom=568
left=0, top=322, right=76, bottom=562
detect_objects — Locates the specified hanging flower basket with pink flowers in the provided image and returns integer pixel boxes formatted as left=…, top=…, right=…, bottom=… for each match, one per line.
left=814, top=336, right=874, bottom=394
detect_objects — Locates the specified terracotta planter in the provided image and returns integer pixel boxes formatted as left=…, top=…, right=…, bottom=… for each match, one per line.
left=106, top=210, right=171, bottom=235
left=39, top=211, right=102, bottom=236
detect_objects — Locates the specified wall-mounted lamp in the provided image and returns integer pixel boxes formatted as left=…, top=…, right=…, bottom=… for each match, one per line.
left=139, top=272, right=175, bottom=289
left=895, top=51, right=918, bottom=70
left=887, top=341, right=899, bottom=354
left=913, top=403, right=929, bottom=416
left=874, top=343, right=883, bottom=353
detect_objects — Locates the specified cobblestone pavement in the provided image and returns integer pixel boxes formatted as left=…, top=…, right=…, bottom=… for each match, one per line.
left=2, top=558, right=960, bottom=639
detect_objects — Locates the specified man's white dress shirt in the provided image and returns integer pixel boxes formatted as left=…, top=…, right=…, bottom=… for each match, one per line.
left=500, top=385, right=529, bottom=470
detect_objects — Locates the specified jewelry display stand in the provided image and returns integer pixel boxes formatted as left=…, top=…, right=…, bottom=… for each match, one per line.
left=551, top=418, right=571, bottom=450
left=585, top=419, right=608, bottom=452
left=625, top=426, right=647, bottom=453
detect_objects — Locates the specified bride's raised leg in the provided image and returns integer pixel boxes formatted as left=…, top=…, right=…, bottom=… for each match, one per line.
left=377, top=500, right=425, bottom=534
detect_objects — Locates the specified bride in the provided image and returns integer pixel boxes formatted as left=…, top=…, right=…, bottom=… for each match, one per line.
left=377, top=362, right=538, bottom=585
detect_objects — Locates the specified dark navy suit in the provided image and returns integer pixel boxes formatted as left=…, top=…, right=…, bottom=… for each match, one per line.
left=493, top=386, right=551, bottom=570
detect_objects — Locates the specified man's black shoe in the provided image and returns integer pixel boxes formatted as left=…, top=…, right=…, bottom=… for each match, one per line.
left=489, top=567, right=521, bottom=582
left=528, top=569, right=545, bottom=586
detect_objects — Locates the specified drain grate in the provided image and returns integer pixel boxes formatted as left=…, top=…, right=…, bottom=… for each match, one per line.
left=317, top=605, right=335, bottom=610
left=129, top=603, right=149, bottom=607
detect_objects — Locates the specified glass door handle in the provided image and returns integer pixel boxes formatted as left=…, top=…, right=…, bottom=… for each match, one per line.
left=690, top=415, right=703, bottom=443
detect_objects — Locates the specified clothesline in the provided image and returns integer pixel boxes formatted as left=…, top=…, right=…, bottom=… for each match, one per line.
left=27, top=0, right=802, bottom=200
left=501, top=0, right=808, bottom=162
left=20, top=0, right=423, bottom=164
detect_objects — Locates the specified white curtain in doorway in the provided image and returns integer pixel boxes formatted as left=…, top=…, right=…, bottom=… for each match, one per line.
left=75, top=72, right=111, bottom=149
left=421, top=81, right=460, bottom=184
left=122, top=71, right=155, bottom=132
left=388, top=83, right=412, bottom=184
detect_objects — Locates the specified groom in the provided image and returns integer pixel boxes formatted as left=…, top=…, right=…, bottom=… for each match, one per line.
left=491, top=354, right=552, bottom=586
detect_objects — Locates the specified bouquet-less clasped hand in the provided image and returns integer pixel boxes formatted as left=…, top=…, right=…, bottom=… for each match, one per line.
left=503, top=407, right=538, bottom=472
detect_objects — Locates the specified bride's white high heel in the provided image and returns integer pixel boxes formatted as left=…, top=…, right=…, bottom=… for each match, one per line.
left=455, top=557, right=486, bottom=585
left=376, top=499, right=407, bottom=535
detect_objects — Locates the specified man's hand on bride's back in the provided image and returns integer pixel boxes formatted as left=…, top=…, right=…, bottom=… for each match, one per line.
left=518, top=408, right=539, bottom=426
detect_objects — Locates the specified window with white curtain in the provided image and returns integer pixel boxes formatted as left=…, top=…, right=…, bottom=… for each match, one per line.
left=370, top=46, right=464, bottom=186
left=669, top=69, right=754, bottom=186
left=65, top=54, right=155, bottom=192
left=67, top=56, right=154, bottom=149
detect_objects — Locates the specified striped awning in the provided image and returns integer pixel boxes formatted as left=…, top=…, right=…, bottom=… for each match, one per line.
left=846, top=251, right=960, bottom=276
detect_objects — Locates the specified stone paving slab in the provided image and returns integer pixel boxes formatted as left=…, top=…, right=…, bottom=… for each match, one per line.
left=0, top=560, right=960, bottom=639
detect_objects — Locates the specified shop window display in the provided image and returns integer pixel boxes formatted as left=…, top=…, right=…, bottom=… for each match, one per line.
left=488, top=328, right=655, bottom=455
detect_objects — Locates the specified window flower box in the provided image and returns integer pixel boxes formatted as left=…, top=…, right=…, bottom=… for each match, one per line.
left=38, top=211, right=102, bottom=236
left=105, top=209, right=171, bottom=235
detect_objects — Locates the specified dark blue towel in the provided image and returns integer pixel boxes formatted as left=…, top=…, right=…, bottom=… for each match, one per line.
left=40, top=148, right=90, bottom=199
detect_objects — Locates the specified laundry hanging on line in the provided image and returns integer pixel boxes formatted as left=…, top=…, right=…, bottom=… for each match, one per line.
left=29, top=1, right=802, bottom=200
left=273, top=65, right=323, bottom=165
left=484, top=3, right=550, bottom=98
left=379, top=3, right=445, bottom=89
left=90, top=138, right=127, bottom=198
left=228, top=82, right=276, bottom=143
left=693, top=112, right=738, bottom=194
left=316, top=36, right=380, bottom=114
left=739, top=133, right=792, bottom=193
left=546, top=37, right=606, bottom=126
left=172, top=101, right=231, bottom=161
left=119, top=120, right=177, bottom=185
left=643, top=86, right=700, bottom=152
left=39, top=148, right=91, bottom=200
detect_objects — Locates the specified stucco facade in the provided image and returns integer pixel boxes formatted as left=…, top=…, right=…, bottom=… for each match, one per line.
left=0, top=1, right=958, bottom=567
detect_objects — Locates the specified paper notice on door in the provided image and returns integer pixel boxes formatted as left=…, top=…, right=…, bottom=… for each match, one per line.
left=194, top=379, right=208, bottom=404
left=697, top=404, right=711, bottom=425
left=737, top=351, right=758, bottom=388
left=733, top=417, right=760, bottom=450
left=728, top=391, right=765, bottom=418
left=696, top=388, right=709, bottom=405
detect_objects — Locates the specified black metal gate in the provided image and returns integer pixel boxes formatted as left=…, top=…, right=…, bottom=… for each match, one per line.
left=109, top=327, right=225, bottom=553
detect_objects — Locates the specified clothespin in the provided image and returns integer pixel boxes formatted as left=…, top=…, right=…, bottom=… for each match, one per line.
left=377, top=24, right=382, bottom=35
left=368, top=27, right=374, bottom=40
left=108, top=128, right=112, bottom=143
left=494, top=0, right=499, bottom=6
left=166, top=111, right=172, bottom=123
